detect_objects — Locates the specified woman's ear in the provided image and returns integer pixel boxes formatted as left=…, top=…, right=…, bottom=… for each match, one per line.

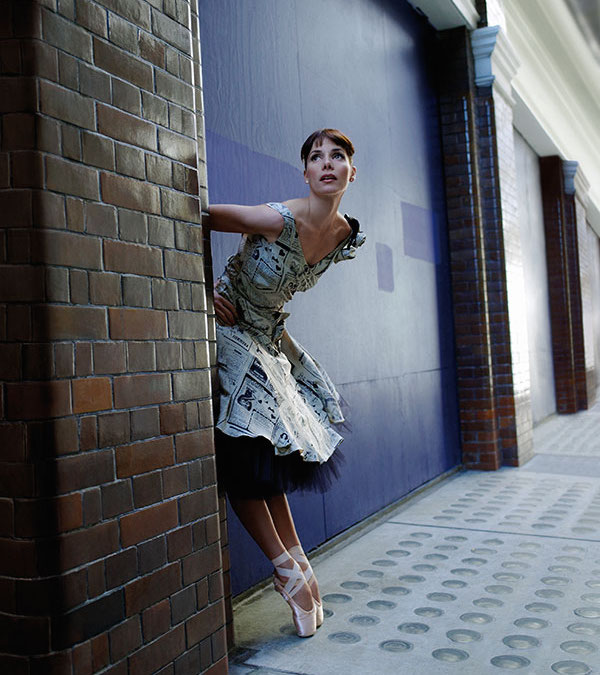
left=349, top=165, right=357, bottom=183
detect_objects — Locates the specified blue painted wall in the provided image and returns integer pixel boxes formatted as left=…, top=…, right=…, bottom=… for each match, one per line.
left=199, top=0, right=460, bottom=595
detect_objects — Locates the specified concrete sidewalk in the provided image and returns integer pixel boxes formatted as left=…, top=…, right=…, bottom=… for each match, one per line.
left=228, top=402, right=600, bottom=674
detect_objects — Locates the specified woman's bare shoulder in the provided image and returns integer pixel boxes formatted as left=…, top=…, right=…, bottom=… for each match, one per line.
left=282, top=198, right=308, bottom=221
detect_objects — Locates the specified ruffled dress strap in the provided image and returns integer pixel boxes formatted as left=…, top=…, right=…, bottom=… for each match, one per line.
left=332, top=214, right=366, bottom=263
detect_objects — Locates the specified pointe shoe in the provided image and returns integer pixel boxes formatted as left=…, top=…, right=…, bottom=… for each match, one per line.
left=271, top=552, right=316, bottom=638
left=289, top=545, right=324, bottom=628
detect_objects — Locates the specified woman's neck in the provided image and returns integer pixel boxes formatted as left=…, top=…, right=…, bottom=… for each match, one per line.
left=302, top=193, right=343, bottom=231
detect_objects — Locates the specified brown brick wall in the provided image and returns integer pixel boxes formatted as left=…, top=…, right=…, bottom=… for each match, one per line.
left=436, top=28, right=501, bottom=470
left=436, top=27, right=532, bottom=470
left=0, top=1, right=226, bottom=673
left=540, top=156, right=592, bottom=414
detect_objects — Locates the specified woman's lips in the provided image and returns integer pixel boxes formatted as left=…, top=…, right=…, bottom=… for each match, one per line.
left=320, top=174, right=336, bottom=181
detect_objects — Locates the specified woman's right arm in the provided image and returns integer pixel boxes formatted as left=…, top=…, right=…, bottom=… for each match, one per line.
left=203, top=204, right=284, bottom=241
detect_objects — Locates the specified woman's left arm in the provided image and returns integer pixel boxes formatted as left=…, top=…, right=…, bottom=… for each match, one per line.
left=203, top=203, right=284, bottom=240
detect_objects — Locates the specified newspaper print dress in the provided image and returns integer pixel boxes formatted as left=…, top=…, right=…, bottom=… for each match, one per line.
left=215, top=202, right=365, bottom=464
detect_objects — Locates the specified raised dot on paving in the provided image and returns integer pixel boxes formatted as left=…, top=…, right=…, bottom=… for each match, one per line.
left=367, top=600, right=397, bottom=611
left=549, top=565, right=578, bottom=574
left=490, top=654, right=531, bottom=669
left=432, top=648, right=469, bottom=662
left=349, top=615, right=380, bottom=626
left=386, top=549, right=410, bottom=557
left=502, top=561, right=530, bottom=570
left=513, top=617, right=549, bottom=630
left=442, top=579, right=467, bottom=589
left=536, top=588, right=564, bottom=599
left=398, top=540, right=422, bottom=548
left=412, top=564, right=436, bottom=572
left=447, top=629, right=482, bottom=643
left=485, top=585, right=513, bottom=595
left=541, top=576, right=571, bottom=586
left=451, top=568, right=478, bottom=577
left=461, top=612, right=493, bottom=624
left=340, top=581, right=368, bottom=590
left=410, top=532, right=432, bottom=538
left=397, top=622, right=429, bottom=634
left=567, top=623, right=600, bottom=637
left=462, top=557, right=488, bottom=565
left=581, top=593, right=600, bottom=603
left=415, top=607, right=444, bottom=618
left=372, top=559, right=397, bottom=567
left=382, top=586, right=410, bottom=596
left=560, top=641, right=598, bottom=656
left=524, top=602, right=557, bottom=613
left=357, top=569, right=383, bottom=578
left=574, top=607, right=600, bottom=619
left=550, top=661, right=591, bottom=674
left=502, top=635, right=540, bottom=649
left=427, top=592, right=456, bottom=602
left=474, top=597, right=504, bottom=608
left=494, top=572, right=524, bottom=582
left=398, top=575, right=425, bottom=583
left=322, top=593, right=352, bottom=604
left=328, top=631, right=361, bottom=644
left=379, top=639, right=412, bottom=653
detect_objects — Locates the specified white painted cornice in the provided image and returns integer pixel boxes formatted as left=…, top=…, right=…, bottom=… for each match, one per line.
left=574, top=165, right=591, bottom=210
left=471, top=25, right=520, bottom=104
left=563, top=161, right=579, bottom=196
left=503, top=0, right=600, bottom=235
left=471, top=26, right=499, bottom=87
left=406, top=0, right=479, bottom=30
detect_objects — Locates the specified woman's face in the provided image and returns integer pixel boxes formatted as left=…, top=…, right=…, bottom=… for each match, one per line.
left=303, top=137, right=356, bottom=196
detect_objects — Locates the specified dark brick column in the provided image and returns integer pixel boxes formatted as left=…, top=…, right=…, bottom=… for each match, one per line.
left=436, top=24, right=530, bottom=470
left=436, top=28, right=503, bottom=470
left=0, top=1, right=227, bottom=673
left=539, top=156, right=589, bottom=413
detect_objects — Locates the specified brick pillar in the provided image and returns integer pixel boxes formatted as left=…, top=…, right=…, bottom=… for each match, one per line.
left=473, top=24, right=533, bottom=466
left=540, top=156, right=591, bottom=414
left=437, top=21, right=533, bottom=469
left=436, top=27, right=502, bottom=470
left=0, top=1, right=227, bottom=673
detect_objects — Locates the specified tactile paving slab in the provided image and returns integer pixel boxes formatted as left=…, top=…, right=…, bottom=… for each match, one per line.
left=390, top=469, right=600, bottom=539
left=533, top=400, right=600, bottom=458
left=230, top=469, right=600, bottom=674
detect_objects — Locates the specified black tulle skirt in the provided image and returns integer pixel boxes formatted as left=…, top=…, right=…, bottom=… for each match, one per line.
left=214, top=429, right=344, bottom=499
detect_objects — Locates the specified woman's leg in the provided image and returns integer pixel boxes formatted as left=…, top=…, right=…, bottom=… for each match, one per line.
left=265, top=494, right=321, bottom=605
left=228, top=496, right=313, bottom=611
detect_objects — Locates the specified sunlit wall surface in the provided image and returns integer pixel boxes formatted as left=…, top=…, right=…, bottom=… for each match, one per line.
left=514, top=131, right=556, bottom=424
left=199, top=0, right=460, bottom=594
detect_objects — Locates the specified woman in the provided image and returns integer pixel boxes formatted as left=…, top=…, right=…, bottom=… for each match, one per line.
left=205, top=129, right=365, bottom=637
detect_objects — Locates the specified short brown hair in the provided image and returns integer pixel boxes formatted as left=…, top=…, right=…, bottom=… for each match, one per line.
left=300, top=128, right=355, bottom=167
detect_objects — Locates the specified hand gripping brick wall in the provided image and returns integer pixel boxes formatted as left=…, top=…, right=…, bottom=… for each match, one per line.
left=0, top=2, right=227, bottom=673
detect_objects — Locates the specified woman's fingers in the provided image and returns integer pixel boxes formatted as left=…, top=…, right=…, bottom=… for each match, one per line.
left=214, top=291, right=238, bottom=326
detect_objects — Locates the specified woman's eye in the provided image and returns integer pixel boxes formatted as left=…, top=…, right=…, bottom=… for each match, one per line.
left=333, top=152, right=344, bottom=159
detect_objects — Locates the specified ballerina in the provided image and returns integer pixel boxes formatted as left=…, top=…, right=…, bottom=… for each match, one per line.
left=205, top=129, right=365, bottom=637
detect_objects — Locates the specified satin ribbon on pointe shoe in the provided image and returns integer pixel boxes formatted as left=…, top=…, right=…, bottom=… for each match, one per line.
left=289, top=545, right=324, bottom=628
left=271, top=552, right=316, bottom=638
